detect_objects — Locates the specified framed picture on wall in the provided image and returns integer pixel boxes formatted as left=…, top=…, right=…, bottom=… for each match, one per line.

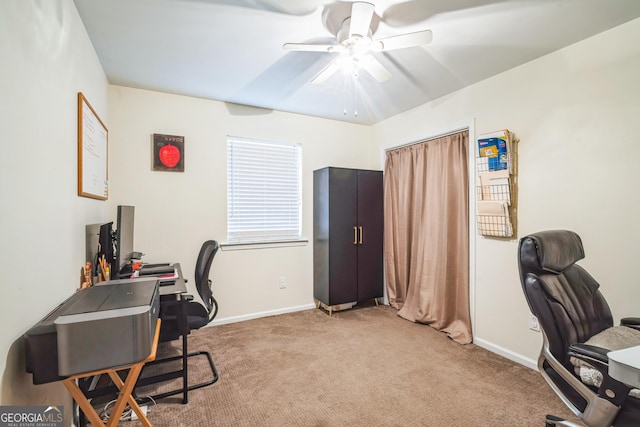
left=152, top=133, right=184, bottom=172
left=78, top=92, right=108, bottom=200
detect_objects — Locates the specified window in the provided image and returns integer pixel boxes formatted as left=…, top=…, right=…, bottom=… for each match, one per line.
left=226, top=136, right=302, bottom=245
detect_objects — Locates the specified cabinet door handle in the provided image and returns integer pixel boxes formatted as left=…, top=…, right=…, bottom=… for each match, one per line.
left=359, top=226, right=363, bottom=244
left=353, top=226, right=358, bottom=244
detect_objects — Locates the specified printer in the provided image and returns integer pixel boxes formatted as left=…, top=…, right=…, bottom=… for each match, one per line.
left=25, top=278, right=159, bottom=383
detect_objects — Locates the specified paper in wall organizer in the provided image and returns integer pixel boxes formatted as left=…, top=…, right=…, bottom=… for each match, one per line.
left=479, top=170, right=511, bottom=205
left=477, top=130, right=512, bottom=173
left=477, top=200, right=513, bottom=237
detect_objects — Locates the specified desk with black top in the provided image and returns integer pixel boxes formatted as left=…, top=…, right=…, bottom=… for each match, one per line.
left=25, top=262, right=215, bottom=427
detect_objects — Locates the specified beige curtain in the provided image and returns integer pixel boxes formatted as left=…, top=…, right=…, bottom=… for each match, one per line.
left=384, top=131, right=471, bottom=344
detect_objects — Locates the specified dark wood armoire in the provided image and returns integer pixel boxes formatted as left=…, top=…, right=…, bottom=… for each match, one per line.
left=313, top=167, right=383, bottom=313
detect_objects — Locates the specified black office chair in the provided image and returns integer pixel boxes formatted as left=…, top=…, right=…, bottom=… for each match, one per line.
left=518, top=230, right=640, bottom=427
left=161, top=239, right=220, bottom=335
left=145, top=240, right=220, bottom=402
left=188, top=238, right=220, bottom=328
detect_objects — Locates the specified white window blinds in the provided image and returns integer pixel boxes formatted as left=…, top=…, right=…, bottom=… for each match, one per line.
left=227, top=136, right=302, bottom=243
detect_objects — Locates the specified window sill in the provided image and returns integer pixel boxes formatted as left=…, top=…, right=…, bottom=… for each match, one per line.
left=220, top=239, right=309, bottom=251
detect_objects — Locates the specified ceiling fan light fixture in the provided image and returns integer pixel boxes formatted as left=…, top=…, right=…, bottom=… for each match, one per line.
left=337, top=54, right=362, bottom=75
left=287, top=1, right=432, bottom=87
left=336, top=18, right=372, bottom=47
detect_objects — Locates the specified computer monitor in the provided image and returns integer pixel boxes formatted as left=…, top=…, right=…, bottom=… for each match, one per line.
left=115, top=205, right=135, bottom=276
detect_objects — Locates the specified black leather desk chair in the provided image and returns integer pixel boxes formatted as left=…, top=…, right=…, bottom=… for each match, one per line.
left=518, top=230, right=640, bottom=427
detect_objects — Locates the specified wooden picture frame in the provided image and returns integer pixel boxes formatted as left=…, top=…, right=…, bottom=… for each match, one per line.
left=77, top=92, right=108, bottom=200
left=152, top=133, right=185, bottom=172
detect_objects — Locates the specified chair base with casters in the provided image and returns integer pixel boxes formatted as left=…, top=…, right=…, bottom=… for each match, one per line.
left=518, top=230, right=640, bottom=427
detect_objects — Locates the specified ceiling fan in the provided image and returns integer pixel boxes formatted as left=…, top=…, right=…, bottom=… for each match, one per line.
left=282, top=1, right=433, bottom=84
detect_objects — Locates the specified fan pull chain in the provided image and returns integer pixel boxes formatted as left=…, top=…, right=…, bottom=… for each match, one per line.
left=353, top=71, right=358, bottom=117
left=343, top=72, right=348, bottom=116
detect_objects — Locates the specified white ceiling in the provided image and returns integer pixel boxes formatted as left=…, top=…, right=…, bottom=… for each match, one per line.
left=73, top=0, right=640, bottom=125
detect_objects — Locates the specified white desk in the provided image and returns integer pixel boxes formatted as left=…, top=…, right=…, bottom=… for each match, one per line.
left=608, top=345, right=640, bottom=388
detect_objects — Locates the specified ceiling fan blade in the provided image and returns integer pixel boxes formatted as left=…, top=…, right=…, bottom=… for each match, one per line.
left=311, top=60, right=341, bottom=84
left=360, top=55, right=391, bottom=83
left=371, top=30, right=433, bottom=52
left=381, top=0, right=504, bottom=27
left=283, top=43, right=343, bottom=53
left=190, top=0, right=329, bottom=16
left=349, top=2, right=375, bottom=38
left=254, top=0, right=329, bottom=16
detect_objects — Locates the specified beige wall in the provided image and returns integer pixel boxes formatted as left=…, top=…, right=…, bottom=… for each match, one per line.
left=0, top=0, right=109, bottom=417
left=373, top=17, right=640, bottom=366
left=107, top=86, right=375, bottom=322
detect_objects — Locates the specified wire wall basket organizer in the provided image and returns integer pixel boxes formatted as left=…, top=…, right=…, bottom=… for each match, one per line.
left=475, top=130, right=518, bottom=239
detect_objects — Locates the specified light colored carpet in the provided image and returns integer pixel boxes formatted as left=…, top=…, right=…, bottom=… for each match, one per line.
left=126, top=304, right=579, bottom=426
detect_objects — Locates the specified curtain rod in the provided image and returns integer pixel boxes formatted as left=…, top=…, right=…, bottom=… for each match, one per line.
left=384, top=126, right=469, bottom=152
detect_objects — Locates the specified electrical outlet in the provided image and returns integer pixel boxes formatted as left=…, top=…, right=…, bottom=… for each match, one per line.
left=131, top=405, right=148, bottom=421
left=279, top=276, right=287, bottom=289
left=529, top=314, right=540, bottom=332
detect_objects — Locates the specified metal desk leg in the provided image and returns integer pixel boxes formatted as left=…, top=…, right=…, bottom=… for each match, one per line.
left=180, top=295, right=189, bottom=404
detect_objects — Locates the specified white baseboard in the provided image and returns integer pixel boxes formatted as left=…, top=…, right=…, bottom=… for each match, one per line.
left=473, top=337, right=538, bottom=371
left=208, top=303, right=316, bottom=327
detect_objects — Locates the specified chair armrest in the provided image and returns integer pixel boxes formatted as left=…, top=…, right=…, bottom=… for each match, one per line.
left=621, top=317, right=640, bottom=331
left=568, top=343, right=610, bottom=372
left=569, top=343, right=634, bottom=407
